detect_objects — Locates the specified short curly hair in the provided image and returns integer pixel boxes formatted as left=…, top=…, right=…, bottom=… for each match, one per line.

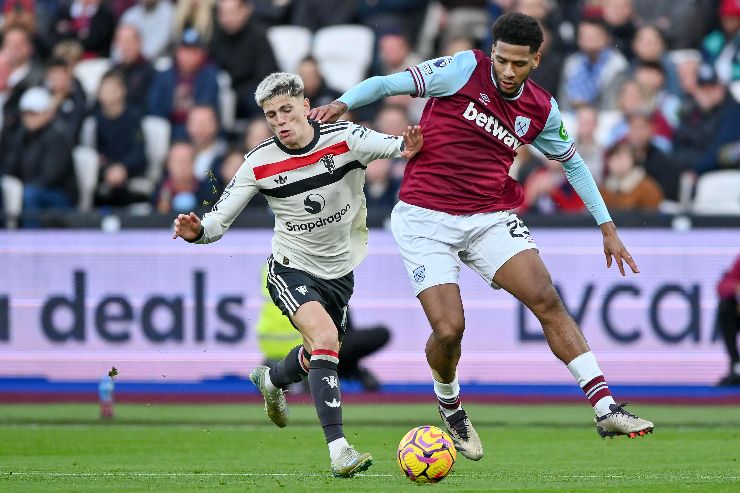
left=490, top=13, right=543, bottom=53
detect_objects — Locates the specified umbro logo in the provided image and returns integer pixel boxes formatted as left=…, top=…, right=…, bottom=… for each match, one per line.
left=274, top=175, right=287, bottom=184
left=479, top=93, right=490, bottom=105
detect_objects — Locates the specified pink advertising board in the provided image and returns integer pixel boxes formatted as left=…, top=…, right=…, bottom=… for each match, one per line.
left=0, top=229, right=737, bottom=384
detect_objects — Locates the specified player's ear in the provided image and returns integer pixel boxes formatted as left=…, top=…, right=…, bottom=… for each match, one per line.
left=303, top=97, right=310, bottom=116
left=532, top=51, right=541, bottom=69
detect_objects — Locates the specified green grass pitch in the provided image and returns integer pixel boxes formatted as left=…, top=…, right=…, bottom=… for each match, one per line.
left=1, top=403, right=738, bottom=492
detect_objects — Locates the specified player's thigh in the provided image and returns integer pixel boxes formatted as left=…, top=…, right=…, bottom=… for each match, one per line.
left=492, top=249, right=561, bottom=316
left=265, top=256, right=344, bottom=347
left=390, top=201, right=464, bottom=295
left=462, top=212, right=538, bottom=289
left=291, top=301, right=341, bottom=351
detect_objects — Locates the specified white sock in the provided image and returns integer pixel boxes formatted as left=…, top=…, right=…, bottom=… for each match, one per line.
left=328, top=436, right=349, bottom=461
left=263, top=370, right=278, bottom=392
left=433, top=373, right=461, bottom=417
left=567, top=352, right=616, bottom=417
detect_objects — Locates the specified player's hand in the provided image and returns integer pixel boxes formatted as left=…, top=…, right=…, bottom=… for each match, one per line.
left=600, top=222, right=639, bottom=276
left=307, top=100, right=347, bottom=123
left=400, top=125, right=423, bottom=159
left=172, top=212, right=201, bottom=241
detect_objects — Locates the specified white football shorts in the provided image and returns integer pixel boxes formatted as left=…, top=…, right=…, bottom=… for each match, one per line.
left=390, top=201, right=538, bottom=295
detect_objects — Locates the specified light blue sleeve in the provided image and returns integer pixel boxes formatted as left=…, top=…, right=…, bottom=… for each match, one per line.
left=405, top=50, right=477, bottom=98
left=338, top=50, right=477, bottom=109
left=532, top=98, right=612, bottom=225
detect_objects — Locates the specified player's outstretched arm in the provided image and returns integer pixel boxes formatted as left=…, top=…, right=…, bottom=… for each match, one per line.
left=400, top=125, right=423, bottom=159
left=600, top=221, right=639, bottom=276
left=172, top=212, right=202, bottom=241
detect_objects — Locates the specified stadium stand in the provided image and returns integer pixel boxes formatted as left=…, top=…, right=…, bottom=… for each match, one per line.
left=266, top=25, right=313, bottom=73
left=0, top=175, right=23, bottom=229
left=312, top=24, right=375, bottom=93
left=692, top=170, right=740, bottom=215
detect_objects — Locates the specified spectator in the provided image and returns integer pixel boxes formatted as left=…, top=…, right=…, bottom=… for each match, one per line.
left=439, top=36, right=476, bottom=57
left=44, top=57, right=86, bottom=145
left=702, top=0, right=740, bottom=85
left=671, top=63, right=740, bottom=176
left=243, top=116, right=272, bottom=151
left=438, top=0, right=489, bottom=50
left=633, top=61, right=682, bottom=129
left=673, top=49, right=702, bottom=97
left=172, top=0, right=215, bottom=46
left=364, top=157, right=400, bottom=212
left=55, top=0, right=117, bottom=58
left=218, top=147, right=244, bottom=184
left=376, top=30, right=422, bottom=76
left=573, top=105, right=605, bottom=182
left=148, top=28, right=220, bottom=140
left=631, top=25, right=682, bottom=97
left=356, top=0, right=430, bottom=46
left=210, top=0, right=278, bottom=119
left=50, top=38, right=84, bottom=69
left=185, top=105, right=227, bottom=181
left=560, top=16, right=629, bottom=111
left=0, top=26, right=45, bottom=149
left=155, top=141, right=209, bottom=213
left=521, top=158, right=585, bottom=215
left=94, top=70, right=148, bottom=206
left=715, top=255, right=740, bottom=387
left=120, top=0, right=175, bottom=61
left=251, top=0, right=292, bottom=26
left=110, top=24, right=156, bottom=112
left=2, top=87, right=77, bottom=223
left=604, top=79, right=672, bottom=154
left=599, top=142, right=663, bottom=211
left=290, top=0, right=355, bottom=31
left=624, top=111, right=682, bottom=202
left=602, top=0, right=636, bottom=60
left=632, top=0, right=711, bottom=50
left=529, top=24, right=563, bottom=97
left=297, top=57, right=340, bottom=109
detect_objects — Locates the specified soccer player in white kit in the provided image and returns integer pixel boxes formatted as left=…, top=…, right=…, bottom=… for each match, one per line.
left=310, top=13, right=654, bottom=459
left=173, top=72, right=423, bottom=477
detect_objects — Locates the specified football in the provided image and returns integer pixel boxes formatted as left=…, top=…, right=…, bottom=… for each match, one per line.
left=397, top=425, right=457, bottom=483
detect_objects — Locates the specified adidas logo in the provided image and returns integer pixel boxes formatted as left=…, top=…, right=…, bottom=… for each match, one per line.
left=325, top=398, right=341, bottom=408
left=274, top=175, right=287, bottom=184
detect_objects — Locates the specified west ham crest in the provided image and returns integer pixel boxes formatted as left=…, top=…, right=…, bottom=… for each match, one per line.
left=320, top=154, right=335, bottom=174
left=514, top=115, right=531, bottom=137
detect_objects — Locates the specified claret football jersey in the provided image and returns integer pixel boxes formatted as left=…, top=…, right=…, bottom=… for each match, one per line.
left=402, top=49, right=577, bottom=214
left=196, top=120, right=404, bottom=279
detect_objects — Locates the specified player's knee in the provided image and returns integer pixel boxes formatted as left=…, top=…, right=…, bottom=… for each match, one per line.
left=530, top=284, right=565, bottom=321
left=432, top=320, right=464, bottom=348
left=305, top=330, right=340, bottom=353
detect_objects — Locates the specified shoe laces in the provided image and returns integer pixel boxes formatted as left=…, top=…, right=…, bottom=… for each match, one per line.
left=446, top=409, right=470, bottom=440
left=336, top=445, right=358, bottom=465
left=609, top=402, right=638, bottom=419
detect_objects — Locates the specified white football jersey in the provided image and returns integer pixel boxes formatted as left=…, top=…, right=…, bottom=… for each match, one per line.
left=196, top=120, right=404, bottom=279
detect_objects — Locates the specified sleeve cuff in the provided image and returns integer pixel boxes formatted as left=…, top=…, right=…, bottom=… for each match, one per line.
left=186, top=226, right=204, bottom=243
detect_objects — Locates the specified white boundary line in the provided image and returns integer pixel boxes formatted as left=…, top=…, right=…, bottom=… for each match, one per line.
left=1, top=471, right=394, bottom=478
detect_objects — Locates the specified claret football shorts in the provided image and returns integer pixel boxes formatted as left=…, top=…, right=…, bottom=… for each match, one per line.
left=390, top=201, right=538, bottom=295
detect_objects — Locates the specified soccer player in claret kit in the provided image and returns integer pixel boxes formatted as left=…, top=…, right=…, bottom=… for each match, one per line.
left=173, top=72, right=423, bottom=477
left=310, top=12, right=654, bottom=460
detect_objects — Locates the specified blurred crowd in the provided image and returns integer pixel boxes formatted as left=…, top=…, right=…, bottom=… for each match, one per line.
left=0, top=0, right=739, bottom=228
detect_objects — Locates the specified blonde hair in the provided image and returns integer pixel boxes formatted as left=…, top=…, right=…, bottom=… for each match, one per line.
left=254, top=72, right=304, bottom=107
left=172, top=0, right=215, bottom=45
